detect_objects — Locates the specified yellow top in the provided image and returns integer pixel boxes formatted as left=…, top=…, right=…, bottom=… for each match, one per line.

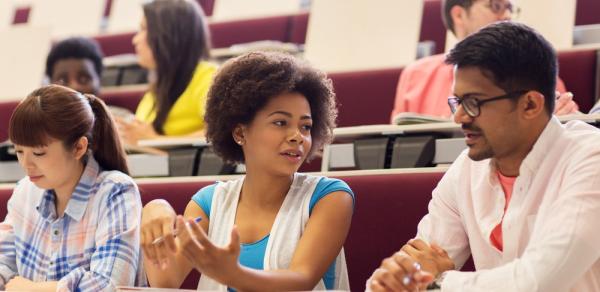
left=135, top=61, right=217, bottom=136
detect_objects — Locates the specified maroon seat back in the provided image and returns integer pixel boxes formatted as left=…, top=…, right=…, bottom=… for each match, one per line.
left=288, top=12, right=309, bottom=44
left=576, top=0, right=600, bottom=25
left=100, top=90, right=145, bottom=113
left=420, top=0, right=446, bottom=55
left=0, top=101, right=20, bottom=142
left=340, top=172, right=444, bottom=292
left=197, top=0, right=215, bottom=16
left=96, top=14, right=296, bottom=56
left=329, top=68, right=403, bottom=127
left=94, top=32, right=136, bottom=57
left=0, top=188, right=11, bottom=222
left=210, top=14, right=291, bottom=48
left=558, top=49, right=599, bottom=113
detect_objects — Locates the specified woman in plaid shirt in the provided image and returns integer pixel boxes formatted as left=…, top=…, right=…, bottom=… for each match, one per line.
left=0, top=85, right=145, bottom=291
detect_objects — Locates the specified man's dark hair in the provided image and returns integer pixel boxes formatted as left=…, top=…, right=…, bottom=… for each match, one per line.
left=45, top=37, right=104, bottom=77
left=442, top=0, right=475, bottom=35
left=446, top=21, right=557, bottom=114
left=205, top=52, right=337, bottom=164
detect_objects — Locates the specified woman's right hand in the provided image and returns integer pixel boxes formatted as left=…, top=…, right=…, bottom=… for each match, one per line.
left=141, top=199, right=178, bottom=268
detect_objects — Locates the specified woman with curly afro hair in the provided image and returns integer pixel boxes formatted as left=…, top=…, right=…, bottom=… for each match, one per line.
left=140, top=52, right=354, bottom=291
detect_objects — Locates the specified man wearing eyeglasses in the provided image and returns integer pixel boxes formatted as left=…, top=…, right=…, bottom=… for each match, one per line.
left=370, top=22, right=600, bottom=292
left=389, top=0, right=577, bottom=122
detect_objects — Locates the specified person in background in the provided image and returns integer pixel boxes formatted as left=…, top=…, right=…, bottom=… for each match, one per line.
left=117, top=0, right=216, bottom=145
left=45, top=37, right=103, bottom=96
left=370, top=22, right=600, bottom=292
left=140, top=52, right=354, bottom=291
left=389, top=0, right=577, bottom=121
left=0, top=85, right=145, bottom=291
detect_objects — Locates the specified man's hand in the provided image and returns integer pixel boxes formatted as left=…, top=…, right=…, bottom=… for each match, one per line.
left=554, top=91, right=579, bottom=116
left=369, top=251, right=434, bottom=292
left=401, top=239, right=455, bottom=278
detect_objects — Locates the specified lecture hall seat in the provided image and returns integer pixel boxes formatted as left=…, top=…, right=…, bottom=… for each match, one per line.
left=0, top=101, right=19, bottom=142
left=328, top=67, right=403, bottom=127
left=100, top=90, right=145, bottom=113
left=557, top=49, right=599, bottom=113
left=95, top=13, right=296, bottom=57
left=576, top=0, right=600, bottom=26
left=420, top=0, right=446, bottom=55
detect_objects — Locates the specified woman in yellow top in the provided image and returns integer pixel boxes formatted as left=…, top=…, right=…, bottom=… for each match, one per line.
left=117, top=0, right=217, bottom=145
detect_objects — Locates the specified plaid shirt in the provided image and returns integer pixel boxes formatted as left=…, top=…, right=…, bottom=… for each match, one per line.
left=0, top=157, right=145, bottom=291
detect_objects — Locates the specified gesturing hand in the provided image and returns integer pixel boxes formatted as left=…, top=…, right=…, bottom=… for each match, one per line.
left=177, top=216, right=242, bottom=285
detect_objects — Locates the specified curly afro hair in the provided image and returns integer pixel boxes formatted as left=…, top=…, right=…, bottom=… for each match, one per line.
left=205, top=51, right=338, bottom=164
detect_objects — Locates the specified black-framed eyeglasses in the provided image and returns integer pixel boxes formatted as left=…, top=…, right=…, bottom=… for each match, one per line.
left=448, top=90, right=529, bottom=118
left=484, top=0, right=520, bottom=17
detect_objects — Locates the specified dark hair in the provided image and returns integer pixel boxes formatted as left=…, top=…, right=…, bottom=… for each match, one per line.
left=9, top=85, right=129, bottom=174
left=143, top=0, right=211, bottom=134
left=205, top=52, right=337, bottom=164
left=446, top=21, right=557, bottom=114
left=45, top=37, right=104, bottom=78
left=442, top=0, right=475, bottom=35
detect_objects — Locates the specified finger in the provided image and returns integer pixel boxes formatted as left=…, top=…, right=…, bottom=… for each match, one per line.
left=413, top=270, right=435, bottom=286
left=141, top=228, right=159, bottom=265
left=161, top=219, right=177, bottom=253
left=149, top=221, right=171, bottom=265
left=176, top=216, right=192, bottom=246
left=385, top=254, right=417, bottom=290
left=187, top=217, right=216, bottom=251
left=372, top=267, right=404, bottom=292
left=407, top=238, right=429, bottom=251
left=392, top=253, right=420, bottom=290
left=563, top=101, right=578, bottom=114
left=228, top=225, right=241, bottom=254
left=178, top=216, right=205, bottom=254
left=369, top=279, right=389, bottom=292
left=180, top=225, right=206, bottom=269
left=400, top=244, right=419, bottom=258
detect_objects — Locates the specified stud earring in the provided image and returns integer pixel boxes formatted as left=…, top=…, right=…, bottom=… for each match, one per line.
left=236, top=140, right=244, bottom=145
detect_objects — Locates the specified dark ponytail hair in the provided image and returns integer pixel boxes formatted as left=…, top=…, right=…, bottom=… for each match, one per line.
left=143, top=0, right=211, bottom=134
left=9, top=85, right=129, bottom=174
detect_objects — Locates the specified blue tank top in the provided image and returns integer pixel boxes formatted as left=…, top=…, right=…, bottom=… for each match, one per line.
left=192, top=177, right=354, bottom=290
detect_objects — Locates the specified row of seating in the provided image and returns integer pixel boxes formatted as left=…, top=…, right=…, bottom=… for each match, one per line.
left=11, top=0, right=600, bottom=57
left=11, top=0, right=215, bottom=25
left=98, top=47, right=600, bottom=124
left=91, top=0, right=600, bottom=28
left=0, top=169, right=449, bottom=291
left=93, top=4, right=446, bottom=58
left=0, top=47, right=597, bottom=142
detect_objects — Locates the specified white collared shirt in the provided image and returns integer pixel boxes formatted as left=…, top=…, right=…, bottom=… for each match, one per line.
left=417, top=117, right=600, bottom=292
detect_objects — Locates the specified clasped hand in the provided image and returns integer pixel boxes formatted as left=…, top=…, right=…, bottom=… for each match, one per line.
left=369, top=239, right=454, bottom=292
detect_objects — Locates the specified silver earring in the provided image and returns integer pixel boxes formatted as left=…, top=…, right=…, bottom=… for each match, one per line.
left=236, top=140, right=243, bottom=145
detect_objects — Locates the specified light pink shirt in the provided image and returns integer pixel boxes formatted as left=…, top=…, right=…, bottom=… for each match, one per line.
left=417, top=117, right=600, bottom=292
left=390, top=54, right=567, bottom=122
